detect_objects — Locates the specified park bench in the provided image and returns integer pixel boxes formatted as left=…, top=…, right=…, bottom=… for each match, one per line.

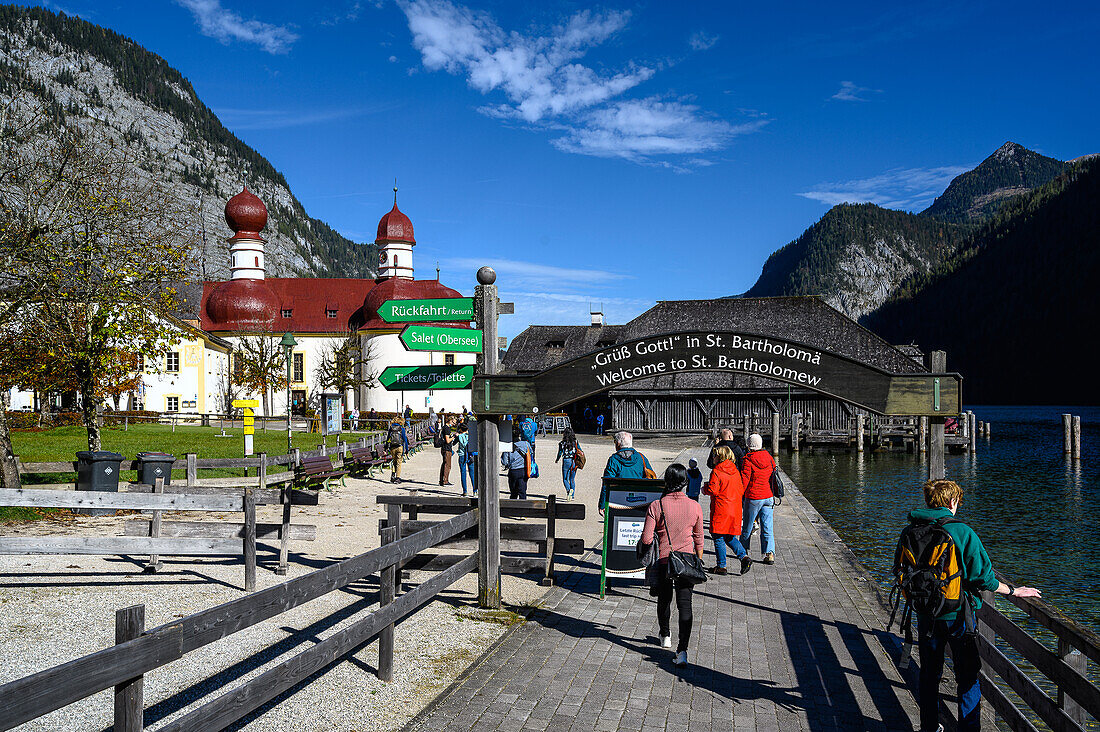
left=295, top=454, right=348, bottom=490
left=377, top=494, right=585, bottom=585
left=347, top=446, right=391, bottom=476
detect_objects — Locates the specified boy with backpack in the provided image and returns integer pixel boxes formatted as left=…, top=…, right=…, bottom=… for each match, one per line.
left=385, top=416, right=409, bottom=484
left=891, top=479, right=1040, bottom=732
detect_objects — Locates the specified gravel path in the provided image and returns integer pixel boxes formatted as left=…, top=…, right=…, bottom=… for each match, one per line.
left=0, top=433, right=693, bottom=731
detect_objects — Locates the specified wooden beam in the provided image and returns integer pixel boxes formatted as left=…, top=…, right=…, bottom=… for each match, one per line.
left=0, top=488, right=241, bottom=512
left=146, top=477, right=164, bottom=573
left=378, top=526, right=397, bottom=682
left=0, top=537, right=242, bottom=556
left=113, top=605, right=144, bottom=732
left=123, top=520, right=316, bottom=541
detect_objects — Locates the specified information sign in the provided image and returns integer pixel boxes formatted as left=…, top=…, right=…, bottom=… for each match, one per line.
left=379, top=365, right=474, bottom=391
left=399, top=325, right=483, bottom=353
left=321, top=393, right=342, bottom=436
left=377, top=298, right=475, bottom=323
left=600, top=478, right=665, bottom=598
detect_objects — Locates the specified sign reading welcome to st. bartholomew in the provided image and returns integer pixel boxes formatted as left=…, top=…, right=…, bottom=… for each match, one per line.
left=472, top=332, right=961, bottom=417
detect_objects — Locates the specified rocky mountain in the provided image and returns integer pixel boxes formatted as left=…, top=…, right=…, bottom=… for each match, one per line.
left=741, top=142, right=1067, bottom=320
left=742, top=204, right=960, bottom=320
left=922, top=141, right=1066, bottom=223
left=863, top=156, right=1100, bottom=404
left=0, top=6, right=376, bottom=281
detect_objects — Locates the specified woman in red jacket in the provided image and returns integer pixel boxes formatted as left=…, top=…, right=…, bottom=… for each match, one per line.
left=739, top=433, right=777, bottom=565
left=704, top=445, right=751, bottom=575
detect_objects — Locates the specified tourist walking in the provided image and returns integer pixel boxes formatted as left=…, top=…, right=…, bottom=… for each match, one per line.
left=520, top=414, right=538, bottom=453
left=595, top=412, right=606, bottom=435
left=500, top=425, right=533, bottom=499
left=705, top=445, right=751, bottom=575
left=740, top=433, right=777, bottom=564
left=639, top=464, right=705, bottom=666
left=438, top=416, right=454, bottom=486
left=711, top=428, right=746, bottom=470
left=896, top=479, right=1041, bottom=732
left=454, top=422, right=477, bottom=496
left=599, top=431, right=655, bottom=513
left=555, top=428, right=580, bottom=500
left=686, top=458, right=703, bottom=501
left=385, top=416, right=409, bottom=484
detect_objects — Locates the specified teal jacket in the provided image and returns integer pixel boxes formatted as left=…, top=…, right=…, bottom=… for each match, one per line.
left=600, top=448, right=654, bottom=506
left=907, top=507, right=999, bottom=620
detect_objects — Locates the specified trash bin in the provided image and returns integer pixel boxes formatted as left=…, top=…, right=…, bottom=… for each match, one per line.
left=135, top=452, right=175, bottom=487
left=75, top=451, right=125, bottom=515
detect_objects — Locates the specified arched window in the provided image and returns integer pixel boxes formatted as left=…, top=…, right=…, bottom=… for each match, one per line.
left=254, top=256, right=259, bottom=267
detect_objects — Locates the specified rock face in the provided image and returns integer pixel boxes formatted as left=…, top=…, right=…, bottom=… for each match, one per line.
left=0, top=6, right=375, bottom=280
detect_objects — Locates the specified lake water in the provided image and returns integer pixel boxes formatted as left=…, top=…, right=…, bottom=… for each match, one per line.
left=783, top=406, right=1099, bottom=728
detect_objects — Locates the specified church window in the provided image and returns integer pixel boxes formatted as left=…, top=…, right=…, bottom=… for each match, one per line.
left=293, top=353, right=304, bottom=383
left=282, top=309, right=292, bottom=318
left=166, top=351, right=180, bottom=373
left=326, top=309, right=338, bottom=318
left=445, top=353, right=455, bottom=366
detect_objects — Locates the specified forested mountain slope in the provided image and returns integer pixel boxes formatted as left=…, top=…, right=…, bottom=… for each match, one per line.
left=0, top=6, right=375, bottom=280
left=863, top=157, right=1100, bottom=404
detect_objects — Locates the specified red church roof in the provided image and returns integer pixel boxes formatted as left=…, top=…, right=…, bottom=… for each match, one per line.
left=359, top=277, right=469, bottom=330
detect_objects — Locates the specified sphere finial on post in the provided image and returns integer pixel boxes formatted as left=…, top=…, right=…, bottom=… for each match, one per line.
left=476, top=266, right=497, bottom=285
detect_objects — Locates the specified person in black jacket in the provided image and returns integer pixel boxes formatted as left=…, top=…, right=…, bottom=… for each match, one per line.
left=710, top=428, right=745, bottom=471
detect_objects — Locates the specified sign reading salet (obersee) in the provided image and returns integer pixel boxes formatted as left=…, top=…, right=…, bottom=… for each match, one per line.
left=471, top=331, right=961, bottom=416
left=399, top=325, right=483, bottom=353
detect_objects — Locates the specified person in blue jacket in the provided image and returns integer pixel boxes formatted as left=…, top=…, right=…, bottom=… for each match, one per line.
left=599, top=431, right=654, bottom=514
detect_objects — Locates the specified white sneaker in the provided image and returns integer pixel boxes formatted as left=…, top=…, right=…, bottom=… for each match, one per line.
left=660, top=635, right=672, bottom=648
left=673, top=650, right=687, bottom=666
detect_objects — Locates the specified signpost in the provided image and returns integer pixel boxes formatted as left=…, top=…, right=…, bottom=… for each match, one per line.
left=377, top=297, right=475, bottom=323
left=399, top=325, right=483, bottom=353
left=233, top=399, right=259, bottom=456
left=379, top=365, right=474, bottom=391
left=599, top=478, right=664, bottom=599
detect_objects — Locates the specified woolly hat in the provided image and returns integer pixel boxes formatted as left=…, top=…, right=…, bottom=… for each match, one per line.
left=688, top=458, right=698, bottom=467
left=747, top=433, right=763, bottom=450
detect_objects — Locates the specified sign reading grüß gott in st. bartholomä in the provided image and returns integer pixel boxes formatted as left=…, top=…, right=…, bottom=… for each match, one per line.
left=473, top=332, right=960, bottom=417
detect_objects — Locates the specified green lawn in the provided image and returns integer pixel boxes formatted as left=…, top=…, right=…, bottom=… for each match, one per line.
left=11, top=423, right=377, bottom=484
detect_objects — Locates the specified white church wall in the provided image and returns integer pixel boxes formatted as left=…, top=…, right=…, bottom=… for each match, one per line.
left=359, top=332, right=474, bottom=414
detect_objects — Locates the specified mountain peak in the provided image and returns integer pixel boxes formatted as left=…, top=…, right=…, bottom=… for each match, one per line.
left=992, top=141, right=1026, bottom=161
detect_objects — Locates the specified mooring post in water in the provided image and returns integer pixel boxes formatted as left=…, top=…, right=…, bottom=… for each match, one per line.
left=985, top=422, right=991, bottom=439
left=969, top=412, right=977, bottom=453
left=743, top=413, right=751, bottom=441
left=475, top=266, right=501, bottom=609
left=856, top=414, right=864, bottom=453
left=929, top=351, right=946, bottom=480
left=1063, top=414, right=1072, bottom=454
left=918, top=417, right=928, bottom=454
left=1072, top=415, right=1081, bottom=460
left=771, top=412, right=780, bottom=456
left=791, top=413, right=801, bottom=453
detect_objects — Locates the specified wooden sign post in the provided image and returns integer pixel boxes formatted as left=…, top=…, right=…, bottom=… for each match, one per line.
left=233, top=399, right=259, bottom=457
left=475, top=267, right=501, bottom=609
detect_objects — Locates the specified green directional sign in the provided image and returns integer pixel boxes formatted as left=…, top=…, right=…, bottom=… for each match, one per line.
left=379, top=365, right=474, bottom=391
left=377, top=298, right=475, bottom=323
left=400, top=325, right=483, bottom=353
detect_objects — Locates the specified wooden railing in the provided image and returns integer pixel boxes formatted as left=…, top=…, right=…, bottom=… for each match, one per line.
left=0, top=509, right=478, bottom=731
left=975, top=582, right=1099, bottom=731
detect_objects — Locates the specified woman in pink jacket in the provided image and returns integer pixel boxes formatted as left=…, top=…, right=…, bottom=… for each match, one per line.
left=640, top=463, right=704, bottom=666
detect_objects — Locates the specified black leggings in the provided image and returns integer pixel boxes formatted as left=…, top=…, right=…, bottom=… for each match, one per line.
left=656, top=564, right=694, bottom=652
left=508, top=468, right=528, bottom=499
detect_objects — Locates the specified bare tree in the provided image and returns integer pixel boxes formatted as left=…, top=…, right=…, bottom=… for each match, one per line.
left=232, top=332, right=286, bottom=415
left=313, top=332, right=379, bottom=410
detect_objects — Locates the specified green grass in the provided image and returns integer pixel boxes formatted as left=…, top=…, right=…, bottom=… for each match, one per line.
left=0, top=506, right=66, bottom=522
left=12, top=423, right=374, bottom=483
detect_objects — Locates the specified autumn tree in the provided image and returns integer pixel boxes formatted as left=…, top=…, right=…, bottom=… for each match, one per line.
left=313, top=331, right=378, bottom=410
left=232, top=333, right=286, bottom=415
left=0, top=99, right=195, bottom=451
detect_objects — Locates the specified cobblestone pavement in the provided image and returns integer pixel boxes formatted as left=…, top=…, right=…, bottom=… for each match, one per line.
left=409, top=448, right=921, bottom=732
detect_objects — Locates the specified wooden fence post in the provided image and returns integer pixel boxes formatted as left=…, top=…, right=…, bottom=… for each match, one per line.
left=145, top=477, right=164, bottom=573
left=771, top=412, right=780, bottom=456
left=186, top=453, right=197, bottom=487
left=929, top=351, right=947, bottom=480
left=542, top=494, right=556, bottom=587
left=1057, top=637, right=1088, bottom=725
left=378, top=526, right=397, bottom=682
left=475, top=267, right=501, bottom=610
left=243, top=484, right=256, bottom=592
left=113, top=604, right=145, bottom=732
left=387, top=503, right=403, bottom=594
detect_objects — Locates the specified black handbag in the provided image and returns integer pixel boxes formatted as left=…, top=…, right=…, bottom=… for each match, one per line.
left=636, top=537, right=657, bottom=567
left=659, top=499, right=708, bottom=585
left=769, top=456, right=785, bottom=505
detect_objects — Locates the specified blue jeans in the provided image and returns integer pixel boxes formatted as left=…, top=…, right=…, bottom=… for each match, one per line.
left=919, top=615, right=981, bottom=732
left=459, top=453, right=477, bottom=494
left=740, top=498, right=775, bottom=555
left=561, top=458, right=575, bottom=495
left=596, top=422, right=605, bottom=435
left=712, top=533, right=746, bottom=567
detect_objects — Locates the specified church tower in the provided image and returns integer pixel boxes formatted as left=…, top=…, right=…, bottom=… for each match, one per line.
left=375, top=186, right=415, bottom=279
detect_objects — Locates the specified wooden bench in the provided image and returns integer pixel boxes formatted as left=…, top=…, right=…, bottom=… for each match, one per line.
left=377, top=495, right=586, bottom=586
left=295, top=454, right=348, bottom=490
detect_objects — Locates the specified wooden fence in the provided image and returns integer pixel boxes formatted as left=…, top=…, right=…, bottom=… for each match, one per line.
left=974, top=582, right=1099, bottom=731
left=0, top=509, right=478, bottom=731
left=376, top=495, right=585, bottom=586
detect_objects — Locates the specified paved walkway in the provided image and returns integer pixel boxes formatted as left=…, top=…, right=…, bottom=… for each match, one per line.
left=409, top=448, right=922, bottom=731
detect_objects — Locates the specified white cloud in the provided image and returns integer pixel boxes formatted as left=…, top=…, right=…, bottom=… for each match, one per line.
left=498, top=292, right=654, bottom=339
left=689, top=31, right=719, bottom=51
left=440, top=257, right=630, bottom=291
left=175, top=0, right=298, bottom=54
left=799, top=165, right=972, bottom=211
left=397, top=0, right=757, bottom=165
left=213, top=107, right=372, bottom=130
left=388, top=55, right=398, bottom=62
left=830, top=80, right=880, bottom=102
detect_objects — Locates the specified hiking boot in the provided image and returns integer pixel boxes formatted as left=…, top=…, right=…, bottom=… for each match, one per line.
left=763, top=552, right=776, bottom=565
left=659, top=635, right=672, bottom=648
left=673, top=650, right=688, bottom=666
left=709, top=566, right=728, bottom=575
left=740, top=557, right=753, bottom=575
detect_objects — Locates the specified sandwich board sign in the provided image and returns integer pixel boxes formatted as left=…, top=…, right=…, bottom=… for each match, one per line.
left=600, top=477, right=665, bottom=599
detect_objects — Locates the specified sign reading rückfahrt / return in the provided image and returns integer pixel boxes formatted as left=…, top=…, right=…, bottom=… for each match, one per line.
left=377, top=298, right=474, bottom=323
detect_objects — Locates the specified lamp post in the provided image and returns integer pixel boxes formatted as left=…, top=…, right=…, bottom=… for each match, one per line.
left=280, top=332, right=298, bottom=454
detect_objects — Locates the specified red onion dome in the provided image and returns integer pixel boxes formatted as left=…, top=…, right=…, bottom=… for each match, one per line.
left=225, top=187, right=268, bottom=240
left=205, top=279, right=279, bottom=328
left=375, top=202, right=415, bottom=244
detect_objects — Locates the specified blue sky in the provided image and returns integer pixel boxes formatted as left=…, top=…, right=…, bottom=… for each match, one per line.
left=35, top=0, right=1100, bottom=338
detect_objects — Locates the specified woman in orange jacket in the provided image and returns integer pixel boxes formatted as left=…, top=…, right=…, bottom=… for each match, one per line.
left=704, top=445, right=751, bottom=575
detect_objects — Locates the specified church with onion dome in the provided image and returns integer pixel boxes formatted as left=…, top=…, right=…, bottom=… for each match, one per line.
left=193, top=186, right=476, bottom=416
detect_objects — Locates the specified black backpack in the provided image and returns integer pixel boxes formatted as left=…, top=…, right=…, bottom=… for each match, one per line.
left=888, top=516, right=973, bottom=652
left=768, top=455, right=785, bottom=503
left=386, top=424, right=402, bottom=449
